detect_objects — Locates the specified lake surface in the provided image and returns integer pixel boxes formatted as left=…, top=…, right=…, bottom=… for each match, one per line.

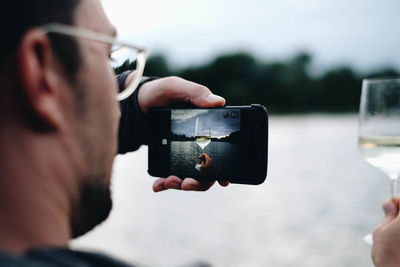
left=72, top=114, right=389, bottom=267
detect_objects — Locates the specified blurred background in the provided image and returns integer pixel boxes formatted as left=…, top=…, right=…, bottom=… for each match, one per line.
left=72, top=0, right=400, bottom=266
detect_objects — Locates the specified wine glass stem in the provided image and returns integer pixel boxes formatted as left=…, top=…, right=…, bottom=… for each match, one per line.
left=391, top=178, right=398, bottom=197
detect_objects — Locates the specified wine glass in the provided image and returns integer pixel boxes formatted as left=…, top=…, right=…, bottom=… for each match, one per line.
left=194, top=116, right=211, bottom=173
left=358, top=78, right=400, bottom=245
left=194, top=116, right=211, bottom=150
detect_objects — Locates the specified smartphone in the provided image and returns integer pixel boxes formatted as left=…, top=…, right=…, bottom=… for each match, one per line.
left=148, top=104, right=268, bottom=185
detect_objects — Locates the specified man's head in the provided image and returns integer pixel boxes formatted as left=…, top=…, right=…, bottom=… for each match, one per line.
left=0, top=0, right=121, bottom=239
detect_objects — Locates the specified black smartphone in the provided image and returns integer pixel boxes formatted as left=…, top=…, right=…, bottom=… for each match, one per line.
left=148, top=104, right=268, bottom=185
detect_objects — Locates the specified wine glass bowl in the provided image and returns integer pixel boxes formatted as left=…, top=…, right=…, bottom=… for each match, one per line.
left=194, top=116, right=211, bottom=150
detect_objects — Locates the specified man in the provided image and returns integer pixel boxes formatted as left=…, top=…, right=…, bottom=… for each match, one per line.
left=0, top=0, right=227, bottom=265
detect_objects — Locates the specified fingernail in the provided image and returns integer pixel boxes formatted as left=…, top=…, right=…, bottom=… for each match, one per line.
left=183, top=184, right=197, bottom=191
left=383, top=202, right=395, bottom=214
left=153, top=184, right=166, bottom=192
left=207, top=94, right=225, bottom=103
left=169, top=181, right=181, bottom=189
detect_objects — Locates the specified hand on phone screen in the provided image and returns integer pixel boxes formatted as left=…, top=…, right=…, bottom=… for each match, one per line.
left=195, top=153, right=213, bottom=176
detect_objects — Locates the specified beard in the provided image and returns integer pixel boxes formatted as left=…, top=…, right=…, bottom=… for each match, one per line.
left=67, top=75, right=117, bottom=239
left=70, top=181, right=113, bottom=238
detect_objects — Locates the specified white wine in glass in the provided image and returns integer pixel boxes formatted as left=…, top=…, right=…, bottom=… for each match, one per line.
left=359, top=137, right=400, bottom=182
left=358, top=78, right=400, bottom=245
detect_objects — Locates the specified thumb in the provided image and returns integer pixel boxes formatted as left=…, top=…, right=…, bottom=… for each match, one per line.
left=375, top=198, right=399, bottom=231
left=158, top=76, right=225, bottom=108
left=382, top=197, right=400, bottom=220
left=191, top=93, right=226, bottom=108
left=138, top=77, right=225, bottom=114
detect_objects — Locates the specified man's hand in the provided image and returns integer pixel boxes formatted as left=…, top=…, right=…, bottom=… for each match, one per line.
left=372, top=197, right=400, bottom=266
left=152, top=176, right=229, bottom=192
left=137, top=76, right=226, bottom=114
left=137, top=76, right=229, bottom=192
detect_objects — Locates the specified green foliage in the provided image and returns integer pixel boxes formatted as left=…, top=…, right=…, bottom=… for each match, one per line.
left=117, top=51, right=399, bottom=113
left=114, top=59, right=135, bottom=75
left=144, top=54, right=171, bottom=77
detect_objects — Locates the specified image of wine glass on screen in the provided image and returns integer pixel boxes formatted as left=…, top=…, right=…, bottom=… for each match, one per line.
left=194, top=116, right=211, bottom=150
left=194, top=116, right=213, bottom=174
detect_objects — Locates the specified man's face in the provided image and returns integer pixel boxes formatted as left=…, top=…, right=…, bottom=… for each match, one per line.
left=68, top=0, right=121, bottom=237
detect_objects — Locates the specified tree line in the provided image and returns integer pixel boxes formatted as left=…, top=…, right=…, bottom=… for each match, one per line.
left=115, top=51, right=399, bottom=113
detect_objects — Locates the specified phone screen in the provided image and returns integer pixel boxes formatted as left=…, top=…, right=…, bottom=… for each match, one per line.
left=170, top=109, right=241, bottom=179
left=148, top=105, right=268, bottom=184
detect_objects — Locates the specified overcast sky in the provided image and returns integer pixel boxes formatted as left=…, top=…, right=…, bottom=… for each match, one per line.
left=101, top=0, right=400, bottom=73
left=171, top=109, right=240, bottom=138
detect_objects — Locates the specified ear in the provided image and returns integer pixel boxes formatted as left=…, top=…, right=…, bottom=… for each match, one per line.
left=16, top=29, right=65, bottom=130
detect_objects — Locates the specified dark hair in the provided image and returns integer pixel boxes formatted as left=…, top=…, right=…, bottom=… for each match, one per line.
left=0, top=0, right=81, bottom=80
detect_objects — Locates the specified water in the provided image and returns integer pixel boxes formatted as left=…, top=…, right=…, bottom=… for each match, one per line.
left=171, top=141, right=241, bottom=179
left=72, top=114, right=389, bottom=267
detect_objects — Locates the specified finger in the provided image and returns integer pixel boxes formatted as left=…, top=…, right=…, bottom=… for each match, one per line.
left=164, top=176, right=183, bottom=190
left=391, top=197, right=400, bottom=222
left=383, top=197, right=400, bottom=218
left=218, top=180, right=230, bottom=187
left=181, top=178, right=215, bottom=191
left=376, top=197, right=400, bottom=228
left=138, top=77, right=225, bottom=114
left=153, top=178, right=167, bottom=192
left=374, top=200, right=400, bottom=246
left=152, top=176, right=183, bottom=192
left=161, top=77, right=225, bottom=108
left=192, top=92, right=226, bottom=108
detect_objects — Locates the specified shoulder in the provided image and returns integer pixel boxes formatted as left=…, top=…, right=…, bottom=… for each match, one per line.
left=0, top=248, right=136, bottom=267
